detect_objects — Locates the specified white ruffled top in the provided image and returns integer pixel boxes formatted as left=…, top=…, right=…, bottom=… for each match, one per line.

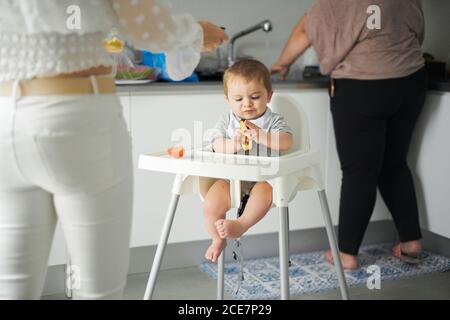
left=0, top=32, right=113, bottom=82
left=0, top=0, right=203, bottom=82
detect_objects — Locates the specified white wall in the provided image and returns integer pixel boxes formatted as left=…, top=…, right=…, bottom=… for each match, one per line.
left=168, top=0, right=315, bottom=79
left=168, top=0, right=450, bottom=72
left=422, top=0, right=450, bottom=63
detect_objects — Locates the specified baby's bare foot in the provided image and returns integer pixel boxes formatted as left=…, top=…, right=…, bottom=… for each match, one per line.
left=205, top=239, right=227, bottom=263
left=215, top=219, right=247, bottom=239
left=325, top=249, right=358, bottom=270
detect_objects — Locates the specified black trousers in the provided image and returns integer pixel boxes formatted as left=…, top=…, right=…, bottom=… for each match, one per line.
left=330, top=68, right=427, bottom=255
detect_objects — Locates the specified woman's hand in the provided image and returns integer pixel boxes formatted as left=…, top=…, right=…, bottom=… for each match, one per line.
left=198, top=21, right=229, bottom=52
left=270, top=63, right=291, bottom=81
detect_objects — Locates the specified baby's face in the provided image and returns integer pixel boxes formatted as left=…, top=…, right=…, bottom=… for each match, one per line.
left=225, top=77, right=273, bottom=120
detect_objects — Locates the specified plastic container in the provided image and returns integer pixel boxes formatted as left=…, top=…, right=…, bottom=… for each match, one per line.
left=141, top=50, right=199, bottom=83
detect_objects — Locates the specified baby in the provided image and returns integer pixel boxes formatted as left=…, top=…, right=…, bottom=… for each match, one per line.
left=203, top=59, right=293, bottom=262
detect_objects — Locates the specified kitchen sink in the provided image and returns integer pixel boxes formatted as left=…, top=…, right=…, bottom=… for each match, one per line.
left=196, top=71, right=224, bottom=82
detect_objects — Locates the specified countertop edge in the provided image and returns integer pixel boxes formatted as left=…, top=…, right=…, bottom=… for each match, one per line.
left=116, top=81, right=329, bottom=96
left=116, top=80, right=450, bottom=96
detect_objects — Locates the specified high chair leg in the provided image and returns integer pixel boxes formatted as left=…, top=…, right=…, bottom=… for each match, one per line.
left=318, top=190, right=350, bottom=300
left=287, top=210, right=291, bottom=267
left=217, top=251, right=225, bottom=300
left=143, top=192, right=181, bottom=300
left=278, top=206, right=290, bottom=300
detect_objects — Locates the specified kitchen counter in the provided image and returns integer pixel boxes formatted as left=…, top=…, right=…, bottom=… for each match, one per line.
left=116, top=79, right=329, bottom=95
left=117, top=79, right=450, bottom=96
left=428, top=80, right=450, bottom=92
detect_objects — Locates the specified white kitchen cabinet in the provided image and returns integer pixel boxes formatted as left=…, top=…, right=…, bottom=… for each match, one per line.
left=119, top=93, right=132, bottom=132
left=48, top=88, right=448, bottom=266
left=129, top=93, right=229, bottom=247
left=47, top=224, right=67, bottom=266
left=411, top=91, right=450, bottom=239
left=128, top=89, right=391, bottom=248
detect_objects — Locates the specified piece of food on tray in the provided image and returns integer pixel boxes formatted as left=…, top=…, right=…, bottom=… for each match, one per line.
left=167, top=146, right=185, bottom=159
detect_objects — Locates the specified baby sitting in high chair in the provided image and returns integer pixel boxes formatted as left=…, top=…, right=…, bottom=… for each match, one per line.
left=203, top=59, right=293, bottom=262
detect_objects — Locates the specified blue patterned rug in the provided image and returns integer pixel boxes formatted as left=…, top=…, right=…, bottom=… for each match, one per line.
left=199, top=242, right=450, bottom=300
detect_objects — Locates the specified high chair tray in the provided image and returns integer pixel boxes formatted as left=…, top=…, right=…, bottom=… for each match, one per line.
left=139, top=149, right=320, bottom=181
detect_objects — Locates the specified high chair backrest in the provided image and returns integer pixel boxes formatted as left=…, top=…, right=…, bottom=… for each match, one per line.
left=269, top=94, right=310, bottom=153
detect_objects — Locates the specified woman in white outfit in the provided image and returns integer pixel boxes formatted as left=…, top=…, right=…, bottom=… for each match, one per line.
left=0, top=0, right=227, bottom=300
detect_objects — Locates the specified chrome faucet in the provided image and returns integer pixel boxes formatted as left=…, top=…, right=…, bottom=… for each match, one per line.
left=227, top=20, right=273, bottom=67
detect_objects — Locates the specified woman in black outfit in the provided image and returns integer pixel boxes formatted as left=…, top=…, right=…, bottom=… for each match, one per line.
left=272, top=0, right=426, bottom=269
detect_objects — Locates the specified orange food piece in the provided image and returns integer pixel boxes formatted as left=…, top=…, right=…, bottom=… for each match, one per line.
left=239, top=120, right=253, bottom=151
left=167, top=146, right=185, bottom=159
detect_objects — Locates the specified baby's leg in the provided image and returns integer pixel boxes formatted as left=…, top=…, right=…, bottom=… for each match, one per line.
left=203, top=180, right=231, bottom=262
left=215, top=182, right=272, bottom=239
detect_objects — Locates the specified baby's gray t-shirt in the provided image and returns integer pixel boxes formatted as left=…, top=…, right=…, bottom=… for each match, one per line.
left=208, top=107, right=293, bottom=156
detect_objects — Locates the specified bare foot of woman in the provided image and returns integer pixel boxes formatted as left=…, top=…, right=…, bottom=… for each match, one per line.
left=205, top=238, right=227, bottom=263
left=391, top=240, right=422, bottom=263
left=215, top=219, right=247, bottom=239
left=325, top=250, right=358, bottom=270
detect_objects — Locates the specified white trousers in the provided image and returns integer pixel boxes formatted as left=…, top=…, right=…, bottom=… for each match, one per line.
left=0, top=80, right=133, bottom=299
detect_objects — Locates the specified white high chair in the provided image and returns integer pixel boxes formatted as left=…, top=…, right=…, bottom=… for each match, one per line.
left=138, top=94, right=349, bottom=300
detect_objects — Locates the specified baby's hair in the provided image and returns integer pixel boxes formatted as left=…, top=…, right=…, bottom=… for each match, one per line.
left=223, top=59, right=272, bottom=96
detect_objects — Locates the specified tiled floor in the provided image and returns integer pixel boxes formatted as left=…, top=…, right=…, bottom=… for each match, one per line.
left=43, top=266, right=450, bottom=300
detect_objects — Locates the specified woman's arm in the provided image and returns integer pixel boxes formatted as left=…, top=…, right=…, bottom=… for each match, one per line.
left=110, top=0, right=227, bottom=80
left=271, top=14, right=311, bottom=80
left=111, top=0, right=227, bottom=53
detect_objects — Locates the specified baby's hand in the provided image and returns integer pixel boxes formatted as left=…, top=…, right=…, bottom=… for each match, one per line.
left=233, top=129, right=243, bottom=142
left=245, top=121, right=267, bottom=144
